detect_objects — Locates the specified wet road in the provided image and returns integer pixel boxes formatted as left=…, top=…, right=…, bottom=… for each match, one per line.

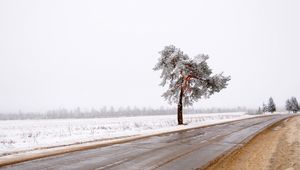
left=1, top=114, right=292, bottom=170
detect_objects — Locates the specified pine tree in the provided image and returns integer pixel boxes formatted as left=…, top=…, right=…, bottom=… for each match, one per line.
left=286, top=99, right=292, bottom=113
left=267, top=97, right=276, bottom=113
left=257, top=107, right=262, bottom=114
left=290, top=97, right=300, bottom=113
left=154, top=45, right=230, bottom=125
left=262, top=103, right=268, bottom=113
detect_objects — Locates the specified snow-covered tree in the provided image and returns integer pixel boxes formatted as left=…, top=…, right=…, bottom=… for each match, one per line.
left=286, top=99, right=292, bottom=113
left=153, top=45, right=230, bottom=125
left=257, top=107, right=262, bottom=114
left=262, top=103, right=268, bottom=113
left=289, top=97, right=300, bottom=113
left=291, top=97, right=300, bottom=113
left=267, top=97, right=276, bottom=113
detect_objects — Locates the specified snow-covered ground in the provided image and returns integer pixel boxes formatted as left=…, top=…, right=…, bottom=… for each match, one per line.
left=0, top=112, right=258, bottom=156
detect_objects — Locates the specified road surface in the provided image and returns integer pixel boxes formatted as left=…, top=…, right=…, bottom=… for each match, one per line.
left=1, top=114, right=292, bottom=170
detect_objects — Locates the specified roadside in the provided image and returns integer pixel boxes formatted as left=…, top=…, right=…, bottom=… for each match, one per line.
left=206, top=114, right=300, bottom=170
left=0, top=114, right=282, bottom=168
left=0, top=114, right=263, bottom=167
left=1, top=115, right=291, bottom=170
left=0, top=112, right=258, bottom=157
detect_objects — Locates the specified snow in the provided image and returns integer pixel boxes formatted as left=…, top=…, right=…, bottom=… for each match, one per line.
left=193, top=54, right=208, bottom=64
left=0, top=112, right=257, bottom=156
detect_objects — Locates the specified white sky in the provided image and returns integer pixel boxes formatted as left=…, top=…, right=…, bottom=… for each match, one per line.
left=0, top=0, right=299, bottom=112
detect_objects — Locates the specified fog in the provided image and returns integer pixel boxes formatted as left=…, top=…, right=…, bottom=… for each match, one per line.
left=0, top=0, right=299, bottom=113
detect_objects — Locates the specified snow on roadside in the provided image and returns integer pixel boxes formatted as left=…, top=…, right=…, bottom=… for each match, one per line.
left=0, top=112, right=256, bottom=156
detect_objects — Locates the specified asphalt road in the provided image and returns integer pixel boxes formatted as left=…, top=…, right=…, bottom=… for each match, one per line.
left=1, top=114, right=292, bottom=170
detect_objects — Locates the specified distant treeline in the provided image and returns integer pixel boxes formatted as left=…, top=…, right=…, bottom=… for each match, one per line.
left=0, top=106, right=249, bottom=120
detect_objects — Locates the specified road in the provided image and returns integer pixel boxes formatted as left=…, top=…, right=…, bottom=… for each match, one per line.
left=1, top=114, right=292, bottom=170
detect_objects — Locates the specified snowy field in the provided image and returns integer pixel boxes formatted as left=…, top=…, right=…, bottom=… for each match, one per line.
left=0, top=112, right=257, bottom=156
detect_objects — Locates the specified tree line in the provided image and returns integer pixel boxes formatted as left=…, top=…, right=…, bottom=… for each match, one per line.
left=0, top=107, right=248, bottom=120
left=258, top=97, right=299, bottom=114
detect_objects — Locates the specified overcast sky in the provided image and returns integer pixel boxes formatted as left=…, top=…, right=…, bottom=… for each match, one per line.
left=0, top=0, right=299, bottom=113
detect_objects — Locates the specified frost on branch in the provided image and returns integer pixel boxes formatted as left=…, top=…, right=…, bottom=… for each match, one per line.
left=193, top=54, right=209, bottom=64
left=154, top=45, right=231, bottom=106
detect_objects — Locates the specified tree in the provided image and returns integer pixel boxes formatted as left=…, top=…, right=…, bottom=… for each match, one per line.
left=153, top=45, right=230, bottom=125
left=288, top=97, right=300, bottom=113
left=262, top=103, right=268, bottom=113
left=257, top=107, right=262, bottom=114
left=286, top=99, right=292, bottom=113
left=267, top=97, right=276, bottom=113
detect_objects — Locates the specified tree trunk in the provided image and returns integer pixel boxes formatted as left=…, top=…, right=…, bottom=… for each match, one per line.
left=177, top=87, right=183, bottom=125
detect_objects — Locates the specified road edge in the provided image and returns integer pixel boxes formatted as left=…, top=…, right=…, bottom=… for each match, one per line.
left=200, top=114, right=298, bottom=170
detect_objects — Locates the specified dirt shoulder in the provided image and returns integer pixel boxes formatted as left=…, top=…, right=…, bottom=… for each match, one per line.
left=206, top=115, right=300, bottom=170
